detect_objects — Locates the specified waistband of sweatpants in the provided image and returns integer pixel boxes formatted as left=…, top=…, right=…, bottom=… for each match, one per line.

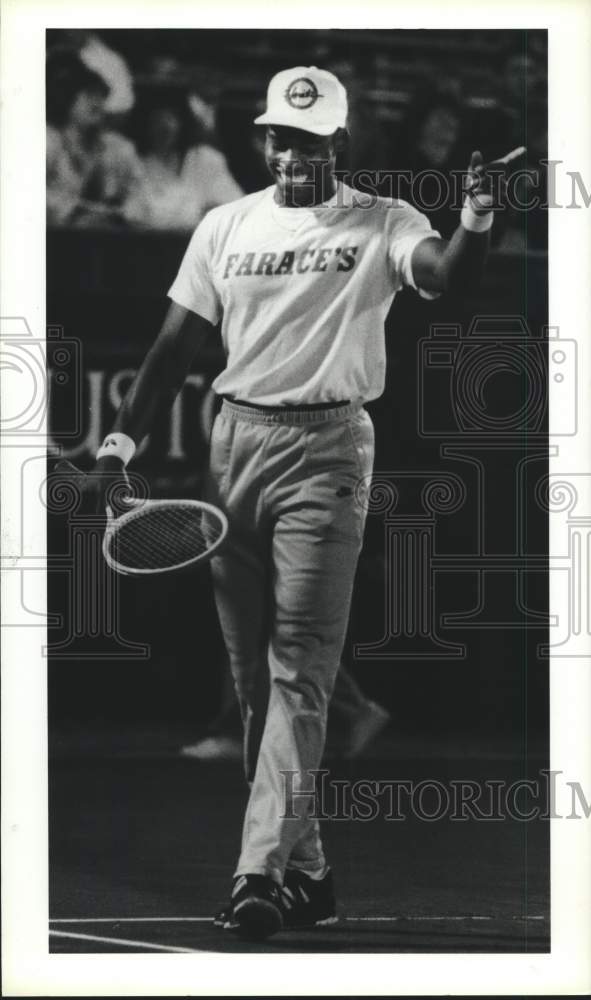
left=220, top=396, right=363, bottom=426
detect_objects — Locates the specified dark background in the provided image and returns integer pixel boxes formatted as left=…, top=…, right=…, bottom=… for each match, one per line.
left=46, top=28, right=549, bottom=752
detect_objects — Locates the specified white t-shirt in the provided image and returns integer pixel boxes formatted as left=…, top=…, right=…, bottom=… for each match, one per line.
left=168, top=182, right=441, bottom=405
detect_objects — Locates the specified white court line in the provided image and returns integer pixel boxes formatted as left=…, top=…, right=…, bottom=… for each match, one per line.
left=50, top=914, right=547, bottom=925
left=49, top=929, right=201, bottom=953
left=51, top=917, right=212, bottom=924
left=346, top=915, right=546, bottom=922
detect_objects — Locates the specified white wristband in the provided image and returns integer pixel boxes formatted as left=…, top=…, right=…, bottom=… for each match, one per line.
left=461, top=197, right=494, bottom=233
left=96, top=432, right=136, bottom=466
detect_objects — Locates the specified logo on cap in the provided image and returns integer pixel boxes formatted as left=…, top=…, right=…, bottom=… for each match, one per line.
left=285, top=77, right=321, bottom=109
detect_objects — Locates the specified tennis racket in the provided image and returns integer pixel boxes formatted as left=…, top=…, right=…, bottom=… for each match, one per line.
left=52, top=459, right=228, bottom=576
left=103, top=497, right=228, bottom=576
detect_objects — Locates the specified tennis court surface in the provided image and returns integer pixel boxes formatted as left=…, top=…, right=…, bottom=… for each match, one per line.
left=49, top=738, right=549, bottom=954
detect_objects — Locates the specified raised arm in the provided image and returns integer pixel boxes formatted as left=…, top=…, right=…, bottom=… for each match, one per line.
left=410, top=150, right=502, bottom=296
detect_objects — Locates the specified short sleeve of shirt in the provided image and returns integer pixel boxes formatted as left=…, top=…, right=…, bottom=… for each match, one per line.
left=167, top=210, right=222, bottom=324
left=386, top=201, right=443, bottom=299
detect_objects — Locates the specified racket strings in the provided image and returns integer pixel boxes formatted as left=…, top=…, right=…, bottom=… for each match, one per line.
left=107, top=504, right=224, bottom=571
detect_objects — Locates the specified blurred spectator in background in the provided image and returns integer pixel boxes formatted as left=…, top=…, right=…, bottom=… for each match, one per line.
left=132, top=88, right=243, bottom=230
left=500, top=49, right=545, bottom=125
left=409, top=98, right=464, bottom=169
left=46, top=54, right=150, bottom=228
left=496, top=99, right=548, bottom=252
left=395, top=92, right=468, bottom=237
left=494, top=44, right=547, bottom=251
left=325, top=57, right=379, bottom=176
left=47, top=30, right=135, bottom=117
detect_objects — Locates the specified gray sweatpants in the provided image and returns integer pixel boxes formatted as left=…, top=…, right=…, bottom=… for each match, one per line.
left=206, top=398, right=374, bottom=885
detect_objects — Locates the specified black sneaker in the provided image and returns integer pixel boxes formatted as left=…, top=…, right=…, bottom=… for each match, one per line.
left=279, top=867, right=338, bottom=929
left=213, top=902, right=234, bottom=930
left=216, top=874, right=283, bottom=941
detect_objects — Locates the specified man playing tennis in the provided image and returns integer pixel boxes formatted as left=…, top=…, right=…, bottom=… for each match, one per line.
left=86, top=66, right=504, bottom=940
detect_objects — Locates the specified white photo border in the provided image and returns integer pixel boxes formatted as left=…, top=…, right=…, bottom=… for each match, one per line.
left=2, top=0, right=590, bottom=995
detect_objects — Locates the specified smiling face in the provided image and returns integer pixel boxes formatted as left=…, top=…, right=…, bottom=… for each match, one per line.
left=264, top=125, right=340, bottom=206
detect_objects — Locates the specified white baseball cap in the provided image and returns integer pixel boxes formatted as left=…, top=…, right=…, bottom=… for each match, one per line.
left=254, top=66, right=348, bottom=136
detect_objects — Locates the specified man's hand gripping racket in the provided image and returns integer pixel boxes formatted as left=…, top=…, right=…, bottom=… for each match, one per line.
left=54, top=458, right=228, bottom=576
